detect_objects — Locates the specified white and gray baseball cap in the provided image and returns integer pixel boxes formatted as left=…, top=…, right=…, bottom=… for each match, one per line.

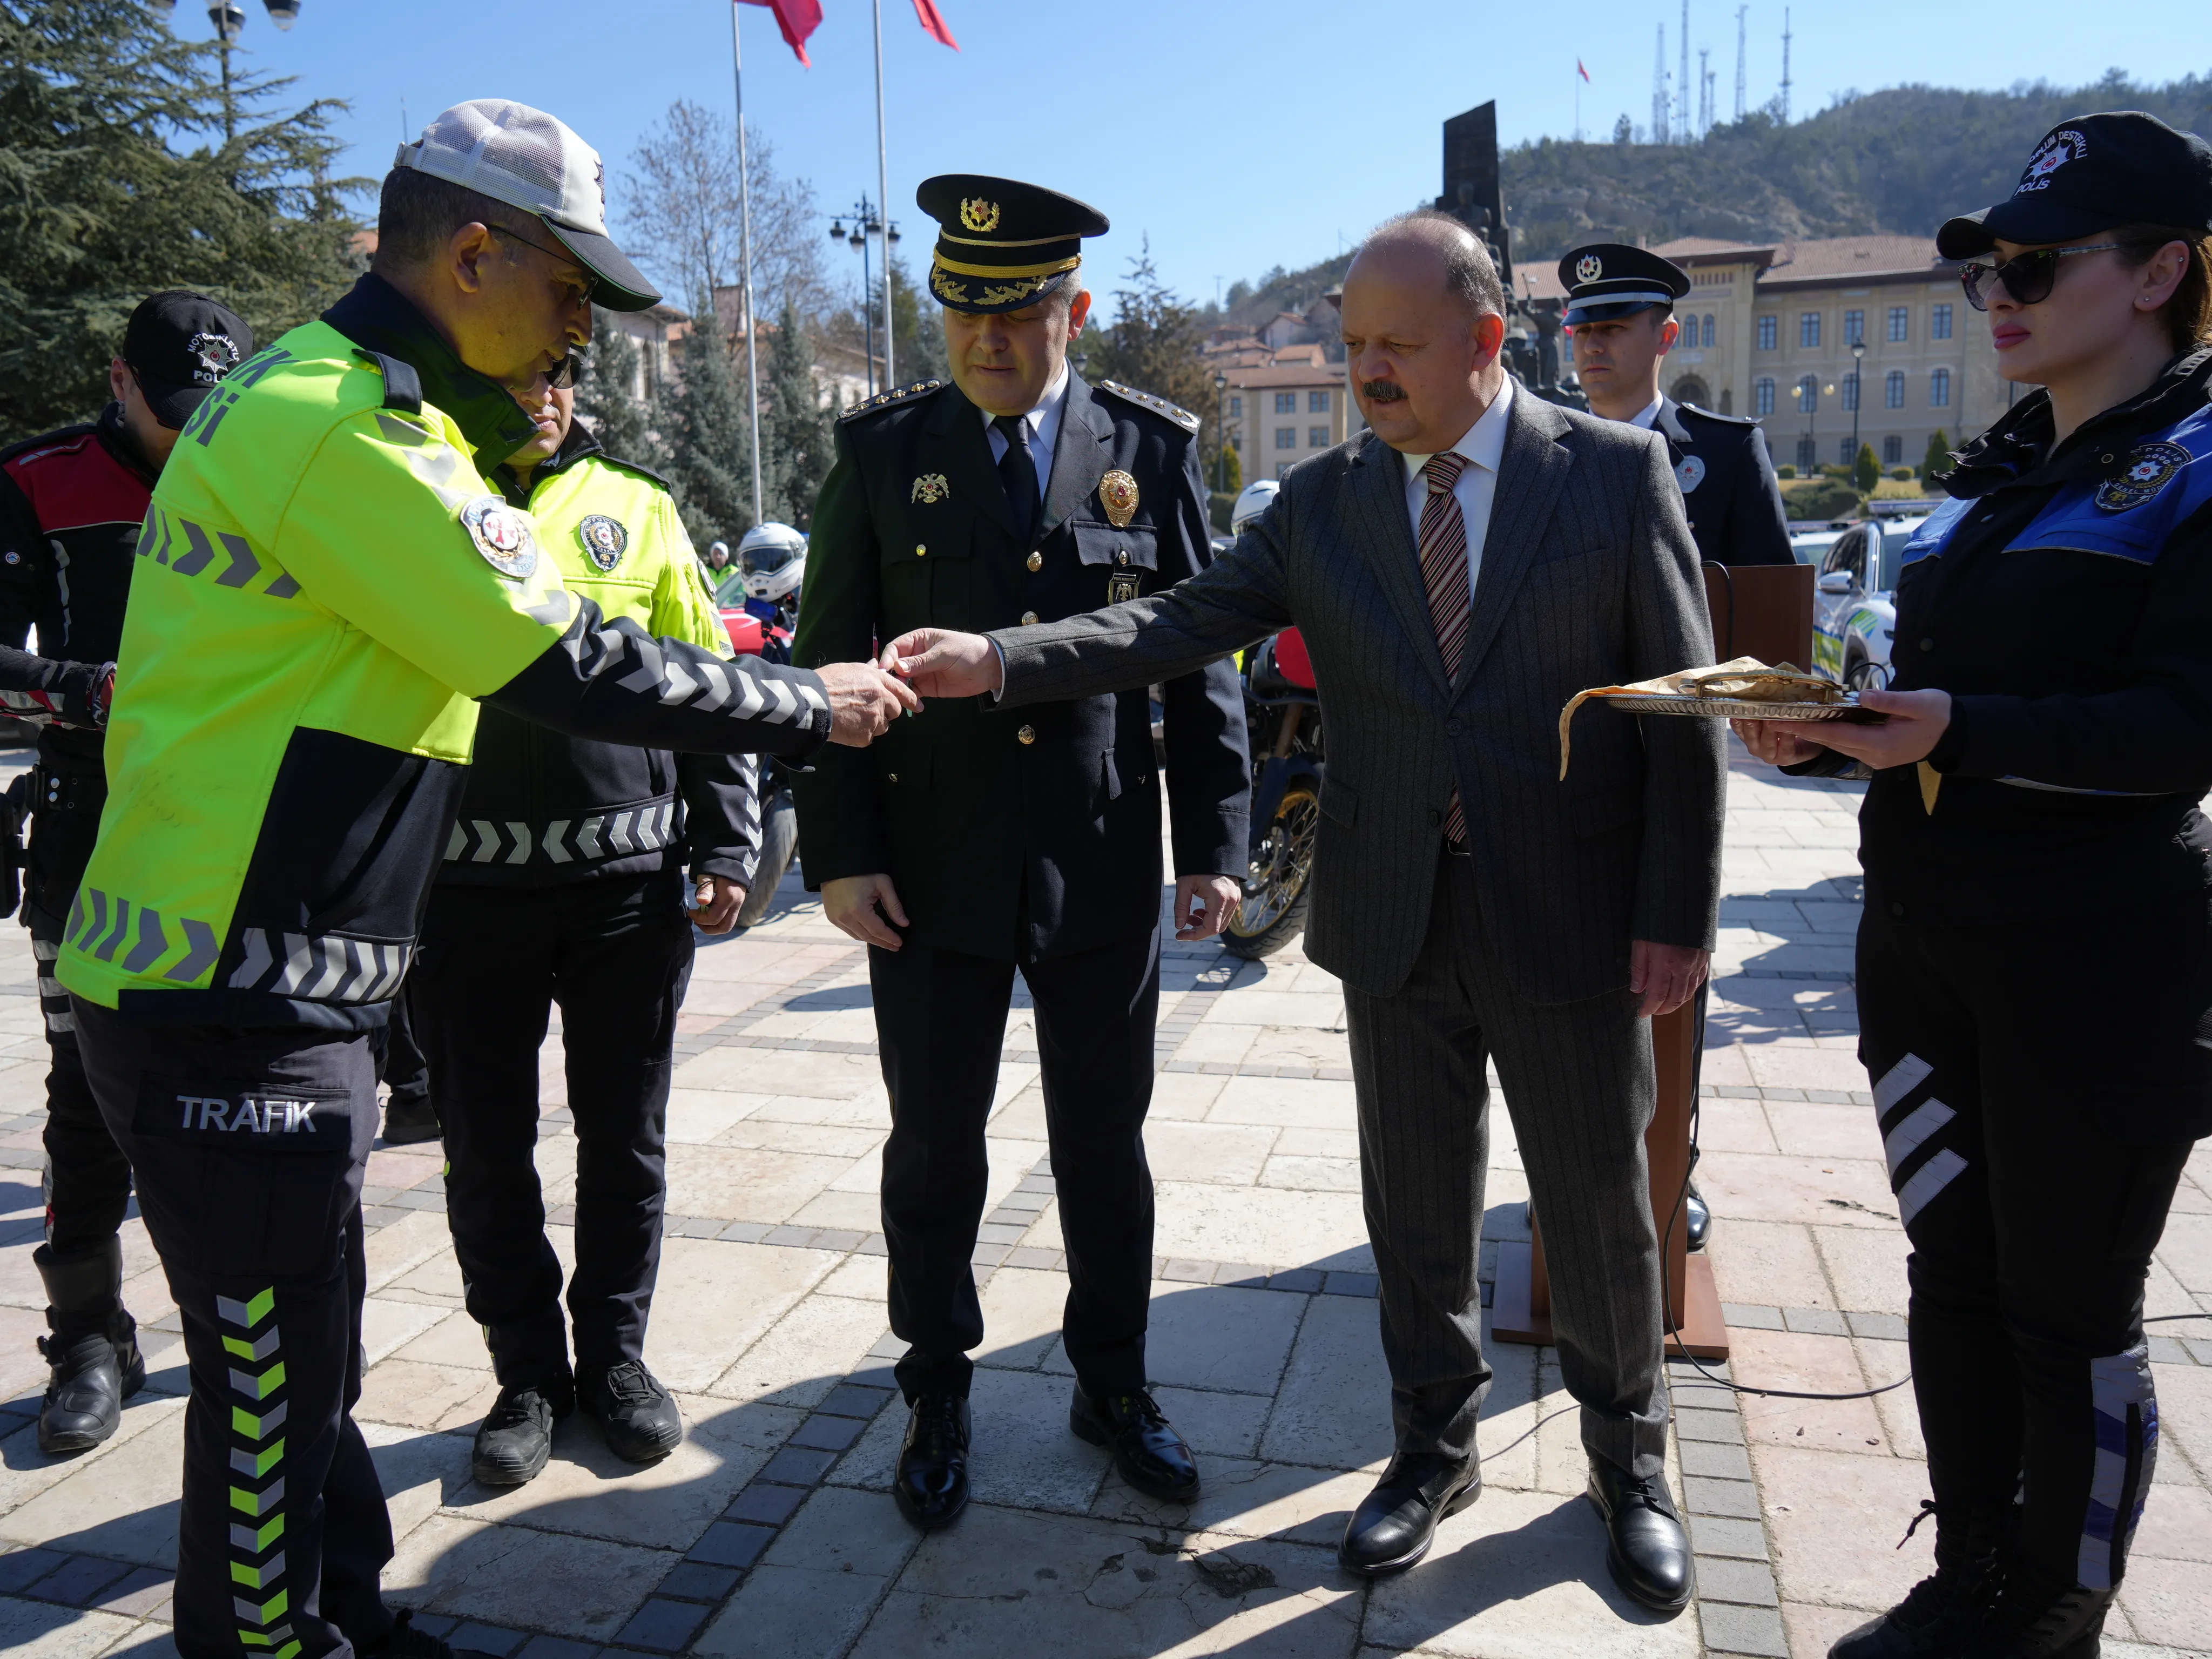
left=394, top=99, right=659, bottom=313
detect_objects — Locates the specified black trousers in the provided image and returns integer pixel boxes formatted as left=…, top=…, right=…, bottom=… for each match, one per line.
left=1342, top=851, right=1668, bottom=1476
left=27, top=800, right=134, bottom=1334
left=71, top=996, right=393, bottom=1659
left=376, top=984, right=430, bottom=1111
left=409, top=874, right=692, bottom=1386
left=871, top=921, right=1161, bottom=1402
left=1856, top=900, right=2201, bottom=1590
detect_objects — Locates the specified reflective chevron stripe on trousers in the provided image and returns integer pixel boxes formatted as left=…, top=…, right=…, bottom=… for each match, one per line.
left=70, top=997, right=399, bottom=1659
left=1854, top=901, right=2197, bottom=1589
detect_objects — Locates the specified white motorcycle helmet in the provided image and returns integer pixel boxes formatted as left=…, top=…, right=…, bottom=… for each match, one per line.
left=1230, top=478, right=1280, bottom=537
left=739, top=523, right=807, bottom=602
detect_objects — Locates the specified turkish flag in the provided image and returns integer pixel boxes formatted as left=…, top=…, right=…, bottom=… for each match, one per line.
left=740, top=0, right=822, bottom=66
left=912, top=0, right=959, bottom=48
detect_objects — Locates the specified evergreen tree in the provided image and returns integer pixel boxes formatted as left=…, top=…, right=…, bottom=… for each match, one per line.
left=882, top=252, right=947, bottom=387
left=760, top=301, right=832, bottom=530
left=1085, top=240, right=1222, bottom=481
left=1921, top=428, right=1952, bottom=480
left=1853, top=442, right=1881, bottom=493
left=660, top=294, right=754, bottom=551
left=1, top=0, right=365, bottom=441
left=576, top=307, right=669, bottom=473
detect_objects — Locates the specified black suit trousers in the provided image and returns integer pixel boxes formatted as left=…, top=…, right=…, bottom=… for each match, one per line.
left=871, top=918, right=1161, bottom=1402
left=411, top=874, right=692, bottom=1385
left=1344, top=851, right=1669, bottom=1479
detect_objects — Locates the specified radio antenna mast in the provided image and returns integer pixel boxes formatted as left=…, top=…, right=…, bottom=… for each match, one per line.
left=1652, top=24, right=1669, bottom=143
left=1734, top=5, right=1747, bottom=121
left=1780, top=6, right=1793, bottom=122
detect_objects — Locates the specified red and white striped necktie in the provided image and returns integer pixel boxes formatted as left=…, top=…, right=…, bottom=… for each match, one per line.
left=1417, top=451, right=1472, bottom=844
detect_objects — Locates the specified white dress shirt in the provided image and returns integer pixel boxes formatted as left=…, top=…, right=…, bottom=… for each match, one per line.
left=1625, top=391, right=1664, bottom=430
left=982, top=364, right=1070, bottom=502
left=1397, top=375, right=1514, bottom=606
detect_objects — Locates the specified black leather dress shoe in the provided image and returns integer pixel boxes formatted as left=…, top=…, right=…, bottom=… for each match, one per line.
left=471, top=1381, right=574, bottom=1486
left=1070, top=1386, right=1199, bottom=1501
left=1339, top=1452, right=1482, bottom=1577
left=894, top=1393, right=970, bottom=1530
left=1684, top=1182, right=1712, bottom=1252
left=581, top=1361, right=684, bottom=1463
left=1587, top=1456, right=1693, bottom=1613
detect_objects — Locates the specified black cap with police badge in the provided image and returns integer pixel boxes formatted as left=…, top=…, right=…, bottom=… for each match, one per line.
left=122, top=291, right=255, bottom=430
left=1936, top=111, right=2212, bottom=260
left=1557, top=243, right=1692, bottom=327
left=915, top=174, right=1110, bottom=315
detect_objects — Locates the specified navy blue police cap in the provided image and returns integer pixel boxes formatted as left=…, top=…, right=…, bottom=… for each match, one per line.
left=1936, top=111, right=2212, bottom=259
left=1557, top=242, right=1691, bottom=326
left=916, top=174, right=1110, bottom=315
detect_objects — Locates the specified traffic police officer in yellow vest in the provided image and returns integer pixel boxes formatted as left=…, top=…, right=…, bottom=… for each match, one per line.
left=57, top=100, right=914, bottom=1659
left=412, top=375, right=756, bottom=1488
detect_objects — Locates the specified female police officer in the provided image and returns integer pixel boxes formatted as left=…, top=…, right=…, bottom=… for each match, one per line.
left=1737, top=112, right=2212, bottom=1659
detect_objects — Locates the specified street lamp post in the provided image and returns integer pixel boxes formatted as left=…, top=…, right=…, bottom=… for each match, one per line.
left=828, top=197, right=900, bottom=400
left=152, top=2, right=302, bottom=143
left=1849, top=340, right=1866, bottom=485
left=1213, top=373, right=1229, bottom=494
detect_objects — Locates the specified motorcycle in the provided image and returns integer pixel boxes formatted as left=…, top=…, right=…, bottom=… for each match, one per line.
left=1222, top=626, right=1325, bottom=960
left=715, top=524, right=807, bottom=928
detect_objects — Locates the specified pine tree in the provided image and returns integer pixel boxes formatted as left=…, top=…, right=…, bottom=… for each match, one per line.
left=1084, top=241, right=1223, bottom=480
left=576, top=307, right=667, bottom=472
left=1921, top=428, right=1952, bottom=480
left=659, top=295, right=754, bottom=552
left=884, top=252, right=947, bottom=387
left=1, top=0, right=365, bottom=441
left=760, top=301, right=831, bottom=530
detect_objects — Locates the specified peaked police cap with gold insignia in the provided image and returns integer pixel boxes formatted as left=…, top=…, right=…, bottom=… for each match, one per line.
left=916, top=173, right=1110, bottom=315
left=1557, top=242, right=1691, bottom=327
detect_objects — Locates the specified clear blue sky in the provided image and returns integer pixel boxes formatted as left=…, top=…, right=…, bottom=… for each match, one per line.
left=193, top=0, right=2207, bottom=320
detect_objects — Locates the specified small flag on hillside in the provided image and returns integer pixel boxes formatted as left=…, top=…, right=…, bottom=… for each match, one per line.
left=742, top=0, right=823, bottom=65
left=1578, top=58, right=1591, bottom=81
left=912, top=0, right=959, bottom=48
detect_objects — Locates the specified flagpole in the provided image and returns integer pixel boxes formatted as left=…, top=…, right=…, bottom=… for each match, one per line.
left=872, top=0, right=894, bottom=389
left=731, top=1, right=763, bottom=525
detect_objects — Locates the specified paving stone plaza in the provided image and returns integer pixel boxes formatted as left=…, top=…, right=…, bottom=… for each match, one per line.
left=1, top=745, right=2207, bottom=1659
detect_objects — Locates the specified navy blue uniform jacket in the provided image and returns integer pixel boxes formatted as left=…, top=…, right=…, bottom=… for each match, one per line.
left=792, top=372, right=1250, bottom=963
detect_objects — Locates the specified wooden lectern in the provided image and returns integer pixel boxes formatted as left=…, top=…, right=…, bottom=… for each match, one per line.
left=1493, top=560, right=1817, bottom=1362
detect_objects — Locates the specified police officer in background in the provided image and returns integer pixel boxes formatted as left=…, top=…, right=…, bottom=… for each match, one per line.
left=1562, top=242, right=1795, bottom=568
left=56, top=100, right=907, bottom=1659
left=0, top=291, right=252, bottom=1452
left=411, top=372, right=759, bottom=1488
left=793, top=175, right=1251, bottom=1530
left=1737, top=112, right=2212, bottom=1659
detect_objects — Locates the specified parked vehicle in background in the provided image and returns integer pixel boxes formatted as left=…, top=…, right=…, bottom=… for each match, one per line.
left=714, top=523, right=808, bottom=926
left=1809, top=511, right=1932, bottom=689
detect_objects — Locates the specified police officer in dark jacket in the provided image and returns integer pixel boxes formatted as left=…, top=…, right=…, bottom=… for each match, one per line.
left=1563, top=242, right=1795, bottom=568
left=0, top=290, right=251, bottom=1452
left=792, top=175, right=1251, bottom=1529
left=409, top=376, right=760, bottom=1487
left=1736, top=112, right=2212, bottom=1659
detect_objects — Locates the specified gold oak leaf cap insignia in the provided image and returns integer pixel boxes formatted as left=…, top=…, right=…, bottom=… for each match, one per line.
left=916, top=173, right=1110, bottom=315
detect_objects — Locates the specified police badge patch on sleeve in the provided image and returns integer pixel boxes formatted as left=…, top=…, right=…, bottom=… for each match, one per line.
left=2096, top=441, right=2189, bottom=512
left=577, top=514, right=629, bottom=571
left=461, top=495, right=539, bottom=579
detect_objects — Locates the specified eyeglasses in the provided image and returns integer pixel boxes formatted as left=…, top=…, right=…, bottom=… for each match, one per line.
left=1958, top=243, right=2120, bottom=312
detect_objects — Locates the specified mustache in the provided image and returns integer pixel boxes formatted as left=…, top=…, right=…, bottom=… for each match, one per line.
left=1360, top=380, right=1406, bottom=402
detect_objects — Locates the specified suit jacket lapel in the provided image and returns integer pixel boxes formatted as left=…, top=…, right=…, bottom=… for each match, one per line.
left=1040, top=373, right=1114, bottom=537
left=1350, top=433, right=1453, bottom=697
left=1456, top=393, right=1576, bottom=690
left=921, top=382, right=1017, bottom=538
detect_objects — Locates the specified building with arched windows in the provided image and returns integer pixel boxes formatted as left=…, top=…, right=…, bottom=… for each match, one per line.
left=1519, top=234, right=2006, bottom=473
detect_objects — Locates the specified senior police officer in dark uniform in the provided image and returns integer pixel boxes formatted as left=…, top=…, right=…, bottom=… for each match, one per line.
left=792, top=174, right=1251, bottom=1530
left=1563, top=242, right=1795, bottom=568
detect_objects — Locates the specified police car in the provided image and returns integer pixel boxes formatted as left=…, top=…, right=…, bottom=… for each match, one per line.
left=1808, top=512, right=1932, bottom=689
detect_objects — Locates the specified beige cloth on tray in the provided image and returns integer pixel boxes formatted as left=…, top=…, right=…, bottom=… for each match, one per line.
left=1556, top=656, right=1772, bottom=780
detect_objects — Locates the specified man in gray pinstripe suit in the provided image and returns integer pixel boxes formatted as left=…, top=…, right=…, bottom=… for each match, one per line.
left=882, top=212, right=1724, bottom=1614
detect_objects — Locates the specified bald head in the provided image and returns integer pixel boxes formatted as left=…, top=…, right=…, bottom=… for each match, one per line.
left=1339, top=211, right=1510, bottom=454
left=1352, top=211, right=1506, bottom=326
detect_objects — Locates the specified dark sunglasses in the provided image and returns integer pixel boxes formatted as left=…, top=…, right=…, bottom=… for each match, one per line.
left=1958, top=242, right=2120, bottom=312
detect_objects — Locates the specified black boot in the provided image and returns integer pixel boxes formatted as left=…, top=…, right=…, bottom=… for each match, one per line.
left=1961, top=1552, right=2113, bottom=1659
left=1830, top=1502, right=2006, bottom=1659
left=579, top=1361, right=684, bottom=1464
left=35, top=1238, right=145, bottom=1455
left=471, top=1380, right=574, bottom=1487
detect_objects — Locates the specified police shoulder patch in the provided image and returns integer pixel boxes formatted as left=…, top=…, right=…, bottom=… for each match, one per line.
left=460, top=495, right=538, bottom=579
left=839, top=380, right=947, bottom=423
left=1097, top=380, right=1201, bottom=433
left=2096, top=441, right=2190, bottom=512
left=577, top=513, right=629, bottom=572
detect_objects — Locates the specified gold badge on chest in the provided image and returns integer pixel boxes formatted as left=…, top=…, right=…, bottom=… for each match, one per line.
left=1099, top=469, right=1139, bottom=528
left=911, top=474, right=949, bottom=504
